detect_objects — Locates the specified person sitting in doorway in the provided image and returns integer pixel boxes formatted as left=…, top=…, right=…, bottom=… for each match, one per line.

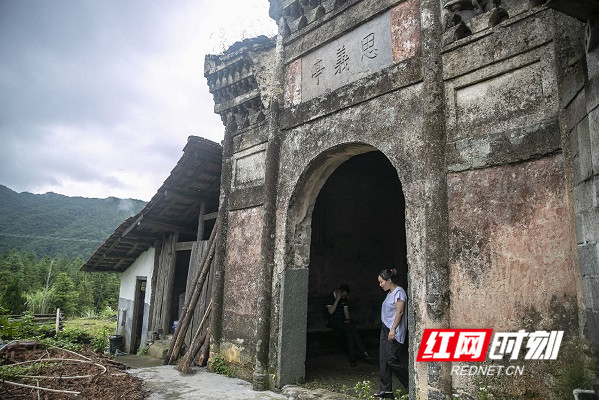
left=325, top=284, right=372, bottom=366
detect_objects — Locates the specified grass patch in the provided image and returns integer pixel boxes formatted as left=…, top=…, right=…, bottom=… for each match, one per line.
left=65, top=317, right=116, bottom=338
left=64, top=317, right=116, bottom=353
left=302, top=369, right=380, bottom=393
left=0, top=313, right=116, bottom=353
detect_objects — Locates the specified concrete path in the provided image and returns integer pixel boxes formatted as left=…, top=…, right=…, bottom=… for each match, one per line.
left=128, top=365, right=287, bottom=400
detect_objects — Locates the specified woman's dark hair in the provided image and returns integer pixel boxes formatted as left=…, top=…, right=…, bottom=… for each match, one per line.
left=338, top=284, right=350, bottom=293
left=379, top=268, right=400, bottom=284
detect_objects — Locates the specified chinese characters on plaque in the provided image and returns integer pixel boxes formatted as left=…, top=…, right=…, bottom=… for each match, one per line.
left=311, top=33, right=380, bottom=82
left=301, top=11, right=392, bottom=101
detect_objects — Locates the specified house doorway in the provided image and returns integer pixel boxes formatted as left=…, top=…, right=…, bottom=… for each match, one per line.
left=170, top=250, right=191, bottom=334
left=305, top=151, right=408, bottom=388
left=131, top=277, right=147, bottom=354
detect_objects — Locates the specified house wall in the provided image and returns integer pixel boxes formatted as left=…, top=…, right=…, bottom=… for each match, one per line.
left=117, top=247, right=154, bottom=353
left=205, top=1, right=592, bottom=398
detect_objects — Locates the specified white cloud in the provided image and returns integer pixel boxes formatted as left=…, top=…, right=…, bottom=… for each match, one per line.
left=0, top=0, right=277, bottom=201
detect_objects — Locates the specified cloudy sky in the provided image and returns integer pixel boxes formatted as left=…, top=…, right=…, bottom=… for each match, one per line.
left=0, top=0, right=277, bottom=201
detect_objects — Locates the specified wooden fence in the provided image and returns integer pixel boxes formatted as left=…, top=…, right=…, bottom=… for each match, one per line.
left=6, top=309, right=64, bottom=332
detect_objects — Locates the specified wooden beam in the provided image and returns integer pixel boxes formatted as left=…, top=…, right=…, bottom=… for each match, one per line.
left=163, top=189, right=218, bottom=203
left=123, top=232, right=163, bottom=242
left=119, top=237, right=155, bottom=246
left=175, top=241, right=195, bottom=251
left=103, top=254, right=138, bottom=262
left=122, top=214, right=144, bottom=237
left=89, top=256, right=105, bottom=271
left=202, top=212, right=218, bottom=221
left=126, top=243, right=139, bottom=256
left=113, top=259, right=125, bottom=270
left=138, top=219, right=197, bottom=236
left=104, top=238, right=123, bottom=255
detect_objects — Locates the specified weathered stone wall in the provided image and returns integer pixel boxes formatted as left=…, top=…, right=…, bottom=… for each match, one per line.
left=204, top=38, right=277, bottom=381
left=272, top=82, right=433, bottom=391
left=558, top=10, right=599, bottom=346
left=204, top=0, right=593, bottom=397
left=442, top=4, right=589, bottom=398
left=219, top=207, right=264, bottom=370
left=448, top=155, right=580, bottom=397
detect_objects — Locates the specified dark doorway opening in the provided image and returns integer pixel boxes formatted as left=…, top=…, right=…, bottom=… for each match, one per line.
left=305, top=151, right=407, bottom=387
left=170, top=250, right=191, bottom=334
left=131, top=277, right=147, bottom=354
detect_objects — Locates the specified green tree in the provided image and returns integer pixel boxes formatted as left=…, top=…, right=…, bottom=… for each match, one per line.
left=0, top=275, right=25, bottom=314
left=77, top=274, right=94, bottom=314
left=90, top=272, right=120, bottom=312
left=51, top=272, right=77, bottom=316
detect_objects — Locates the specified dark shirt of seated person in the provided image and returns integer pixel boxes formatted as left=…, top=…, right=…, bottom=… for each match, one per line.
left=325, top=284, right=372, bottom=366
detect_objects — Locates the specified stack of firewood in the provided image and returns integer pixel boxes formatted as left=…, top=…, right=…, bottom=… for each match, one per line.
left=165, top=219, right=219, bottom=373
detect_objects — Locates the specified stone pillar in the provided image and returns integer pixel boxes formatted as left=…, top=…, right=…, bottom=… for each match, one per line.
left=253, top=16, right=285, bottom=391
left=420, top=0, right=451, bottom=398
left=547, top=0, right=599, bottom=346
left=209, top=128, right=233, bottom=357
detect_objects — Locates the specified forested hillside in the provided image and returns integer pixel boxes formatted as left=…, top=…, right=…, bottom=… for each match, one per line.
left=0, top=251, right=120, bottom=316
left=0, top=185, right=146, bottom=316
left=0, top=185, right=145, bottom=258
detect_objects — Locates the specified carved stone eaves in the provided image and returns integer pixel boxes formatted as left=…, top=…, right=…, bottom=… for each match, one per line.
left=205, top=37, right=276, bottom=134
left=442, top=0, right=510, bottom=42
left=273, top=0, right=363, bottom=38
left=545, top=0, right=599, bottom=52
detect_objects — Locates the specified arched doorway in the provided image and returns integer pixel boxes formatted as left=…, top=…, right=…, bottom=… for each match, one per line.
left=278, top=144, right=410, bottom=391
left=305, top=151, right=408, bottom=389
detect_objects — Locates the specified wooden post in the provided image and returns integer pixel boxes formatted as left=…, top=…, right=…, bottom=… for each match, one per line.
left=197, top=202, right=206, bottom=242
left=161, top=232, right=178, bottom=337
left=150, top=232, right=178, bottom=338
left=55, top=308, right=60, bottom=334
left=184, top=240, right=207, bottom=346
left=147, top=240, right=162, bottom=336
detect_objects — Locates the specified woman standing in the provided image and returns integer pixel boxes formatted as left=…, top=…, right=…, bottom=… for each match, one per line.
left=374, top=268, right=409, bottom=399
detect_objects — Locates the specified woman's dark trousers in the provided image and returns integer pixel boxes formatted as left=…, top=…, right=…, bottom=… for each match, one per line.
left=379, top=325, right=409, bottom=392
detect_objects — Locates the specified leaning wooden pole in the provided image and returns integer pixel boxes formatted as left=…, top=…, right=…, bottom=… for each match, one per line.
left=164, top=220, right=217, bottom=363
left=166, top=233, right=216, bottom=364
left=176, top=300, right=212, bottom=373
left=165, top=220, right=219, bottom=364
left=196, top=329, right=211, bottom=367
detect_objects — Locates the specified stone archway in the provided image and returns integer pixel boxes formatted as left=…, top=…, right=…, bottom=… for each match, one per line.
left=277, top=143, right=412, bottom=389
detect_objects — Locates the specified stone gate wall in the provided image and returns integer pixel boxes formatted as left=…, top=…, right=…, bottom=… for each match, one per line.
left=204, top=1, right=593, bottom=398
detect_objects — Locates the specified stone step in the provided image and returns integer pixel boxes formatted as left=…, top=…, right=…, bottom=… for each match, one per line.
left=147, top=340, right=171, bottom=360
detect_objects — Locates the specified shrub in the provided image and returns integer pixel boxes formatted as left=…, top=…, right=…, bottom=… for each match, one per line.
left=211, top=356, right=235, bottom=377
left=0, top=312, right=54, bottom=341
left=91, top=326, right=110, bottom=353
left=99, top=305, right=117, bottom=319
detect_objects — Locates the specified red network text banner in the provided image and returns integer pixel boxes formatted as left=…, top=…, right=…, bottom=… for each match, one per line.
left=416, top=329, right=493, bottom=362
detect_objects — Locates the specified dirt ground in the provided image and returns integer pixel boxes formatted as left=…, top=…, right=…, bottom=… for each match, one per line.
left=0, top=342, right=146, bottom=399
left=304, top=349, right=407, bottom=396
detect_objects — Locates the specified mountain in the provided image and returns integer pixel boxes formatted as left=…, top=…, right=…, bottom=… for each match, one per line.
left=0, top=185, right=146, bottom=259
